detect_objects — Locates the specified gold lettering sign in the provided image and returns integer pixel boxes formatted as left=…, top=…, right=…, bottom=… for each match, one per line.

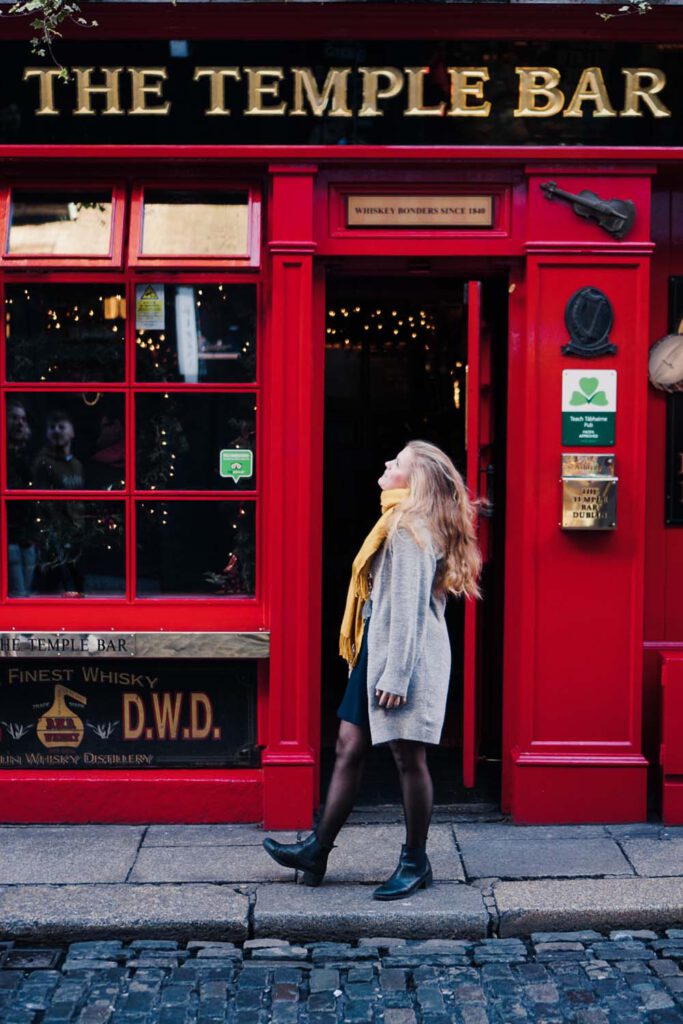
left=18, top=63, right=673, bottom=121
left=346, top=195, right=493, bottom=228
left=562, top=478, right=617, bottom=530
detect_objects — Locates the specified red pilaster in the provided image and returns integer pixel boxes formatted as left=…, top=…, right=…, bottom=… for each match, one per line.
left=262, top=164, right=322, bottom=829
left=503, top=167, right=653, bottom=823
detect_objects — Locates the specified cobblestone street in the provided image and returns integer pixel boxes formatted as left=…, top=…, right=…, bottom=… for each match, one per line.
left=4, top=932, right=683, bottom=1024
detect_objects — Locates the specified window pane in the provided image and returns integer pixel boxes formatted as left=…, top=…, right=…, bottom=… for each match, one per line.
left=141, top=191, right=249, bottom=256
left=136, top=501, right=255, bottom=597
left=135, top=283, right=256, bottom=383
left=6, top=393, right=125, bottom=490
left=7, top=500, right=125, bottom=598
left=6, top=284, right=126, bottom=382
left=7, top=190, right=113, bottom=256
left=136, top=393, right=255, bottom=492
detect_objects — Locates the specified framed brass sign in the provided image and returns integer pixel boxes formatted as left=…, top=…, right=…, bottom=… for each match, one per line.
left=561, top=453, right=617, bottom=530
left=346, top=195, right=493, bottom=229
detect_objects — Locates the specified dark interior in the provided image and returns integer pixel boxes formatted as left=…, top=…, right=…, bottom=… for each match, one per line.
left=320, top=271, right=508, bottom=807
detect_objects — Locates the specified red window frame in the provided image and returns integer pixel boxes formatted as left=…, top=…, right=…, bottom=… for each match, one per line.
left=129, top=182, right=262, bottom=268
left=0, top=184, right=265, bottom=631
left=0, top=183, right=126, bottom=268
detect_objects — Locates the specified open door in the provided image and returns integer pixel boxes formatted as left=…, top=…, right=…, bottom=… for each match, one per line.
left=463, top=280, right=495, bottom=788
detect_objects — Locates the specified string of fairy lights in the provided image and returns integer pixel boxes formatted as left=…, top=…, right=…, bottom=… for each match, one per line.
left=325, top=303, right=465, bottom=410
left=3, top=286, right=255, bottom=587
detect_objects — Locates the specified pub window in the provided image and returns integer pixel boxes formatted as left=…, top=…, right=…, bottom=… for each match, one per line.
left=2, top=271, right=259, bottom=604
left=5, top=284, right=126, bottom=382
left=1, top=185, right=125, bottom=266
left=129, top=185, right=261, bottom=267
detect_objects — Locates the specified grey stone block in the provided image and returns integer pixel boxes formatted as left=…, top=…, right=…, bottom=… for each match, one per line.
left=323, top=825, right=463, bottom=883
left=0, top=884, right=249, bottom=941
left=143, top=825, right=298, bottom=847
left=0, top=826, right=144, bottom=884
left=458, top=830, right=632, bottom=880
left=251, top=947, right=308, bottom=960
left=621, top=839, right=683, bottom=877
left=129, top=844, right=292, bottom=883
left=454, top=824, right=608, bottom=841
left=531, top=931, right=602, bottom=943
left=252, top=882, right=488, bottom=941
left=243, top=938, right=290, bottom=949
left=495, top=877, right=683, bottom=937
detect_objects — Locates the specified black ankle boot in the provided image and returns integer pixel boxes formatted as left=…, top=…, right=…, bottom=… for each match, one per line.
left=372, top=843, right=433, bottom=901
left=262, top=831, right=335, bottom=887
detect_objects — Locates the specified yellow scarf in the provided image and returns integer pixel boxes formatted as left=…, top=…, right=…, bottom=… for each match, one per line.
left=339, top=487, right=410, bottom=667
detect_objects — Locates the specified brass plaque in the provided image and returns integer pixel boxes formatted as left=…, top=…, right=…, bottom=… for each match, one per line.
left=562, top=453, right=615, bottom=478
left=0, top=634, right=136, bottom=658
left=562, top=478, right=617, bottom=530
left=0, top=632, right=271, bottom=659
left=346, top=195, right=493, bottom=228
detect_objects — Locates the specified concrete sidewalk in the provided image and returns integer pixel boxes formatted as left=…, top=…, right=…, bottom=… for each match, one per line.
left=2, top=808, right=683, bottom=942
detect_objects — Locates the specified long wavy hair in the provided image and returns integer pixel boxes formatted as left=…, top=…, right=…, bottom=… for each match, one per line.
left=388, top=440, right=482, bottom=599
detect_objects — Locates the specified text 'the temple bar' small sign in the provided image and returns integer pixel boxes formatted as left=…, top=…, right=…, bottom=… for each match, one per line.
left=346, top=195, right=493, bottom=228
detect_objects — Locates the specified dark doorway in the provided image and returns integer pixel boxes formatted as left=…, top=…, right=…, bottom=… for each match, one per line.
left=320, top=271, right=507, bottom=807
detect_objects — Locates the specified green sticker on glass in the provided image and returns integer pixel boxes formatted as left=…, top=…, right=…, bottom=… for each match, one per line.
left=220, top=449, right=253, bottom=483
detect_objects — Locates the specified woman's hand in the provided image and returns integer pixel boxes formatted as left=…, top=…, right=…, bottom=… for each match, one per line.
left=375, top=689, right=406, bottom=710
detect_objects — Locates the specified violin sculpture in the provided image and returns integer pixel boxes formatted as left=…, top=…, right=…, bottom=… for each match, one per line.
left=540, top=181, right=635, bottom=239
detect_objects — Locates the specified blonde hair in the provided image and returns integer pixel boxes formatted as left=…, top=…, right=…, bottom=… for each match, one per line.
left=389, top=440, right=482, bottom=599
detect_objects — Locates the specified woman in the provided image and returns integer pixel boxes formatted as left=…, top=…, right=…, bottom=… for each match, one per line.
left=262, top=440, right=482, bottom=900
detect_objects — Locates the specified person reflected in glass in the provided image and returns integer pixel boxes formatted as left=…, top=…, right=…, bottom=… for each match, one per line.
left=31, top=410, right=85, bottom=596
left=6, top=399, right=37, bottom=596
left=31, top=409, right=84, bottom=490
left=262, top=440, right=482, bottom=899
left=87, top=413, right=125, bottom=490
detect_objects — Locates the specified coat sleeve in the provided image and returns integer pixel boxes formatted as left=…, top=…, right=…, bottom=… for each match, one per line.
left=375, top=527, right=436, bottom=699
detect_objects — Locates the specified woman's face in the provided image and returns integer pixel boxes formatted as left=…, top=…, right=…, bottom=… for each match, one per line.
left=378, top=447, right=412, bottom=490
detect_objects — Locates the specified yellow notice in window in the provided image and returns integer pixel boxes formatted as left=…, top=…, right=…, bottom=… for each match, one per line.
left=136, top=283, right=165, bottom=331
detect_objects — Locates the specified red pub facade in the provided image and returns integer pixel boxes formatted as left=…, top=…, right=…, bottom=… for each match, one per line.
left=1, top=1, right=682, bottom=828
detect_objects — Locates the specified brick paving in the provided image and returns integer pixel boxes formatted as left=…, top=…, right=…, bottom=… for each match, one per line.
left=4, top=932, right=683, bottom=1023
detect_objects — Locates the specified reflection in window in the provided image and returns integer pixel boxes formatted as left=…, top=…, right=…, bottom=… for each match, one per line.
left=136, top=501, right=255, bottom=597
left=6, top=500, right=125, bottom=598
left=6, top=284, right=126, bottom=382
left=141, top=191, right=249, bottom=256
left=7, top=191, right=113, bottom=256
left=135, top=283, right=256, bottom=383
left=6, top=393, right=125, bottom=491
left=136, top=393, right=255, bottom=491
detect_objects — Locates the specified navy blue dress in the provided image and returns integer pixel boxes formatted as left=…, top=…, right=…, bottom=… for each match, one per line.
left=336, top=622, right=370, bottom=730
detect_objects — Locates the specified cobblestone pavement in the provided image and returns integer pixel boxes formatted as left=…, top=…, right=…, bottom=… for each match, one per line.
left=4, top=932, right=683, bottom=1023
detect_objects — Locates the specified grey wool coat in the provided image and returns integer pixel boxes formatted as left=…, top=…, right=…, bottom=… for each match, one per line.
left=363, top=525, right=450, bottom=746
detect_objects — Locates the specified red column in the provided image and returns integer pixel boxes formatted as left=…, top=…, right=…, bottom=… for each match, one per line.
left=262, top=164, right=322, bottom=829
left=503, top=166, right=654, bottom=823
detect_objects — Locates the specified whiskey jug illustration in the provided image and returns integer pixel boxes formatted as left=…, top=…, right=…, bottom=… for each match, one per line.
left=37, top=685, right=87, bottom=748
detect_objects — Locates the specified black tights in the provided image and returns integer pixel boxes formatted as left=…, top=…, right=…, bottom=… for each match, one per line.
left=315, top=720, right=434, bottom=849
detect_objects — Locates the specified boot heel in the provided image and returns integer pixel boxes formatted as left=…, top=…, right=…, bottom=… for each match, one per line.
left=421, top=868, right=433, bottom=889
left=302, top=869, right=324, bottom=887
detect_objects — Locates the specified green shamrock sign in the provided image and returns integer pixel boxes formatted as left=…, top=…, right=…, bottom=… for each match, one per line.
left=569, top=377, right=609, bottom=407
left=562, top=370, right=616, bottom=446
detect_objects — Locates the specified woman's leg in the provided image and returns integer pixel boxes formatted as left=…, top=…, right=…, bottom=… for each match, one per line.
left=389, top=739, right=433, bottom=847
left=315, top=719, right=372, bottom=847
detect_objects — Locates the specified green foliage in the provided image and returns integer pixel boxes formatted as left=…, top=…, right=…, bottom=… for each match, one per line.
left=5, top=0, right=97, bottom=77
left=597, top=0, right=653, bottom=21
